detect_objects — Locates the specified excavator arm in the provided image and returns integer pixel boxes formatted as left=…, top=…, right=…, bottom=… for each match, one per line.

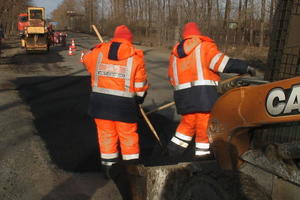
left=209, top=76, right=300, bottom=169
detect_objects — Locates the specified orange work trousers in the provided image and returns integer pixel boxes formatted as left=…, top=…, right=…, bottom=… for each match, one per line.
left=176, top=113, right=210, bottom=143
left=94, top=119, right=139, bottom=165
left=171, top=113, right=211, bottom=151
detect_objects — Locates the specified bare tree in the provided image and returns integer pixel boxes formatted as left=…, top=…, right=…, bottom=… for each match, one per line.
left=242, top=0, right=249, bottom=43
left=216, top=0, right=221, bottom=21
left=260, top=0, right=266, bottom=47
left=223, top=0, right=231, bottom=46
left=50, top=0, right=275, bottom=48
left=0, top=0, right=31, bottom=35
left=249, top=0, right=254, bottom=45
left=269, top=0, right=276, bottom=30
left=174, top=0, right=183, bottom=43
left=236, top=0, right=243, bottom=44
left=223, top=0, right=231, bottom=29
left=206, top=0, right=212, bottom=34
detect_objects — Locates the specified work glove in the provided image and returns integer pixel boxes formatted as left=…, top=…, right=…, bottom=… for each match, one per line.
left=135, top=96, right=145, bottom=105
left=247, top=66, right=256, bottom=77
left=135, top=91, right=147, bottom=105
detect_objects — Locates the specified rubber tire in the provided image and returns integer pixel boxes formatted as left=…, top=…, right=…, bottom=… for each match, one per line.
left=178, top=175, right=229, bottom=200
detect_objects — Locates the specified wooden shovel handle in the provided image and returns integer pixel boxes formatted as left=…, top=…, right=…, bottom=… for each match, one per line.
left=92, top=25, right=104, bottom=43
left=139, top=104, right=162, bottom=147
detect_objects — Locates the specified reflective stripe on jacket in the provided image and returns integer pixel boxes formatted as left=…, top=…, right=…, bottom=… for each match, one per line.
left=169, top=36, right=248, bottom=114
left=83, top=38, right=148, bottom=122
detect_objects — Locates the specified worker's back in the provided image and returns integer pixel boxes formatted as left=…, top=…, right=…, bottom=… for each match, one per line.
left=83, top=38, right=148, bottom=123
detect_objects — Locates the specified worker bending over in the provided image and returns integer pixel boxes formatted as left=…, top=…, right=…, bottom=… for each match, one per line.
left=83, top=25, right=149, bottom=177
left=167, top=22, right=255, bottom=160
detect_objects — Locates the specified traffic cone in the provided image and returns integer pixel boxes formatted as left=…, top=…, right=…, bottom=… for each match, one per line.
left=80, top=51, right=84, bottom=62
left=70, top=39, right=76, bottom=50
left=68, top=46, right=74, bottom=56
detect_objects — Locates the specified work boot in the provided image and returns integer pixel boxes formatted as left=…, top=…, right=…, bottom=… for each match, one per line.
left=110, top=163, right=133, bottom=200
left=193, top=150, right=215, bottom=161
left=122, top=158, right=140, bottom=165
left=164, top=142, right=186, bottom=164
left=102, top=165, right=112, bottom=180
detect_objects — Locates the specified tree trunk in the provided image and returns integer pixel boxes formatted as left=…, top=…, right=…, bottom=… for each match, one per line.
left=223, top=0, right=231, bottom=29
left=269, top=0, right=275, bottom=31
left=237, top=0, right=242, bottom=45
left=216, top=0, right=221, bottom=21
left=259, top=0, right=266, bottom=47
left=207, top=0, right=212, bottom=35
left=146, top=0, right=152, bottom=44
left=174, top=1, right=182, bottom=43
left=249, top=0, right=254, bottom=46
left=242, top=0, right=248, bottom=43
left=223, top=0, right=231, bottom=47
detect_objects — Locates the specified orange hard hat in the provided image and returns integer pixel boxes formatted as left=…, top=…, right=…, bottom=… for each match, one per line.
left=182, top=22, right=202, bottom=39
left=114, top=25, right=133, bottom=42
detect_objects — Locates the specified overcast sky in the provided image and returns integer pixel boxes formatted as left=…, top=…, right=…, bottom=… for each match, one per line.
left=32, top=0, right=63, bottom=18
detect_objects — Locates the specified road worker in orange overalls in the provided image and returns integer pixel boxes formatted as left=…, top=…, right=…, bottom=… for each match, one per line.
left=167, top=22, right=256, bottom=160
left=82, top=25, right=149, bottom=180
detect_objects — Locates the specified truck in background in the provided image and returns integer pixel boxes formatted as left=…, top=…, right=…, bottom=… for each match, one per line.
left=17, top=13, right=29, bottom=48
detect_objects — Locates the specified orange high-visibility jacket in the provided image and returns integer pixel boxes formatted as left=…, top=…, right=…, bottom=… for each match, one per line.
left=169, top=36, right=248, bottom=114
left=83, top=38, right=149, bottom=122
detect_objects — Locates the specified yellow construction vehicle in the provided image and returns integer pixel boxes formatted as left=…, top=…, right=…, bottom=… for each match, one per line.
left=23, top=7, right=50, bottom=52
